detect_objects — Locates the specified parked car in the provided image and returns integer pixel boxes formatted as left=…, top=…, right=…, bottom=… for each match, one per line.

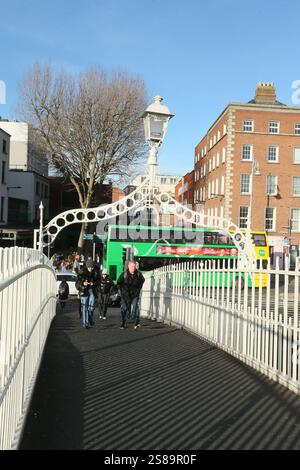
left=56, top=271, right=78, bottom=296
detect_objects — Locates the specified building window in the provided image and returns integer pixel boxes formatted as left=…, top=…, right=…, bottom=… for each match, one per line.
left=223, top=124, right=227, bottom=135
left=217, top=130, right=221, bottom=141
left=292, top=176, right=300, bottom=196
left=294, top=148, right=300, bottom=164
left=1, top=161, right=6, bottom=184
left=241, top=174, right=251, bottom=194
left=210, top=139, right=212, bottom=149
left=213, top=135, right=216, bottom=145
left=243, top=120, right=253, bottom=132
left=269, top=121, right=279, bottom=134
left=268, top=146, right=279, bottom=162
left=239, top=206, right=249, bottom=228
left=209, top=160, right=211, bottom=172
left=222, top=148, right=226, bottom=163
left=266, top=175, right=277, bottom=195
left=36, top=181, right=40, bottom=196
left=242, top=144, right=253, bottom=161
left=0, top=197, right=4, bottom=221
left=221, top=176, right=225, bottom=195
left=295, top=123, right=300, bottom=135
left=208, top=182, right=211, bottom=199
left=216, top=153, right=220, bottom=167
left=265, top=208, right=276, bottom=231
left=203, top=164, right=206, bottom=176
left=2, top=139, right=7, bottom=154
left=212, top=156, right=215, bottom=170
left=161, top=178, right=167, bottom=184
left=291, top=208, right=300, bottom=231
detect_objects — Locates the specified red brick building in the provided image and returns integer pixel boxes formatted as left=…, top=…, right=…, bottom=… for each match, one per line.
left=194, top=82, right=300, bottom=267
left=175, top=170, right=195, bottom=205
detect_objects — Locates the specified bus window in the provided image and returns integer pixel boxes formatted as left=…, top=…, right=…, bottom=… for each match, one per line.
left=251, top=233, right=267, bottom=247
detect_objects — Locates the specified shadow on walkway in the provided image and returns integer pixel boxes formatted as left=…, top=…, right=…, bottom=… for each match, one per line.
left=20, top=300, right=300, bottom=450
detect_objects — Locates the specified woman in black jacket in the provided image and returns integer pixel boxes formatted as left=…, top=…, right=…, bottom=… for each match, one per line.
left=76, top=260, right=100, bottom=328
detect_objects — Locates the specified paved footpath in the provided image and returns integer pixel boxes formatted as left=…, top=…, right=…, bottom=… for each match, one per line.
left=20, top=299, right=300, bottom=450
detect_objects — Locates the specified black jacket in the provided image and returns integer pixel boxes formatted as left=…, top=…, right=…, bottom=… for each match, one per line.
left=99, top=275, right=114, bottom=295
left=117, top=269, right=145, bottom=303
left=76, top=268, right=100, bottom=297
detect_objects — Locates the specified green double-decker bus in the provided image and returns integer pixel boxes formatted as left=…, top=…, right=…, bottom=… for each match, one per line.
left=102, top=224, right=248, bottom=287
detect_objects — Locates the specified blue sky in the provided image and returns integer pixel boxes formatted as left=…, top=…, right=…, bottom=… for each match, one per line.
left=0, top=0, right=299, bottom=177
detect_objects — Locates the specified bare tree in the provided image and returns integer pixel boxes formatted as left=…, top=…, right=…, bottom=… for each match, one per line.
left=18, top=63, right=148, bottom=251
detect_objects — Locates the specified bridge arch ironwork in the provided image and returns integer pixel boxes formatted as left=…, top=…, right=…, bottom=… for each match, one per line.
left=37, top=177, right=255, bottom=268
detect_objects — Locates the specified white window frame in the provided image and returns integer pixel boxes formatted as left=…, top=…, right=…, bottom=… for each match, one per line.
left=241, top=174, right=251, bottom=194
left=268, top=146, right=279, bottom=163
left=221, top=176, right=225, bottom=195
left=242, top=144, right=253, bottom=161
left=295, top=123, right=300, bottom=135
left=291, top=208, right=300, bottom=232
left=292, top=176, right=300, bottom=196
left=243, top=120, right=254, bottom=132
left=265, top=207, right=276, bottom=231
left=269, top=121, right=280, bottom=134
left=294, top=148, right=300, bottom=164
left=266, top=175, right=278, bottom=195
left=239, top=206, right=249, bottom=229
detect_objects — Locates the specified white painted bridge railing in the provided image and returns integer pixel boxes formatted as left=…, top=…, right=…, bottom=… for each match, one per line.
left=0, top=247, right=57, bottom=450
left=140, top=259, right=300, bottom=395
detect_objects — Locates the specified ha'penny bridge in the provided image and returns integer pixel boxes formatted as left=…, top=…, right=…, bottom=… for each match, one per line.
left=2, top=97, right=300, bottom=450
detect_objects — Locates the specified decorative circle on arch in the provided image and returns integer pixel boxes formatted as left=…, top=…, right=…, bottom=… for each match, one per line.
left=175, top=205, right=185, bottom=216
left=56, top=218, right=66, bottom=227
left=183, top=210, right=193, bottom=220
left=66, top=213, right=75, bottom=223
left=160, top=193, right=170, bottom=203
left=97, top=209, right=106, bottom=219
left=87, top=211, right=96, bottom=221
left=48, top=226, right=58, bottom=235
left=76, top=212, right=85, bottom=221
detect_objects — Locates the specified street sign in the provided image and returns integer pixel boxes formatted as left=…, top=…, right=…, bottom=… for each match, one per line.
left=83, top=233, right=104, bottom=242
left=83, top=234, right=93, bottom=241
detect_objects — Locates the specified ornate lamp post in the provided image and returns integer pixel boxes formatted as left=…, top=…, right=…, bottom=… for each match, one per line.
left=142, top=96, right=174, bottom=189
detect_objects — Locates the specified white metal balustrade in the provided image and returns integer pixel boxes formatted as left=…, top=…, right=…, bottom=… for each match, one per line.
left=0, top=247, right=57, bottom=450
left=140, top=259, right=300, bottom=395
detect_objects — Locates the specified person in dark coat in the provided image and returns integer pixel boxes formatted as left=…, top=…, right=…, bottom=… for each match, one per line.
left=98, top=269, right=114, bottom=319
left=117, top=261, right=145, bottom=329
left=76, top=260, right=100, bottom=328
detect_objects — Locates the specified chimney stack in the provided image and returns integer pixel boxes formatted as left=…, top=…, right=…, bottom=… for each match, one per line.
left=254, top=82, right=276, bottom=103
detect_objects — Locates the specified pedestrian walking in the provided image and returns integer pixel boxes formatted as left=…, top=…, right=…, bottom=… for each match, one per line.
left=58, top=280, right=69, bottom=309
left=117, top=261, right=145, bottom=329
left=98, top=269, right=114, bottom=319
left=76, top=260, right=100, bottom=329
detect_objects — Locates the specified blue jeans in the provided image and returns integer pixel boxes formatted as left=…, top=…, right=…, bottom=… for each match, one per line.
left=81, top=289, right=95, bottom=327
left=121, top=296, right=140, bottom=326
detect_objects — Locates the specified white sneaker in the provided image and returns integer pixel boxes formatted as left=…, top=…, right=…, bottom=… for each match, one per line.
left=99, top=315, right=103, bottom=319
